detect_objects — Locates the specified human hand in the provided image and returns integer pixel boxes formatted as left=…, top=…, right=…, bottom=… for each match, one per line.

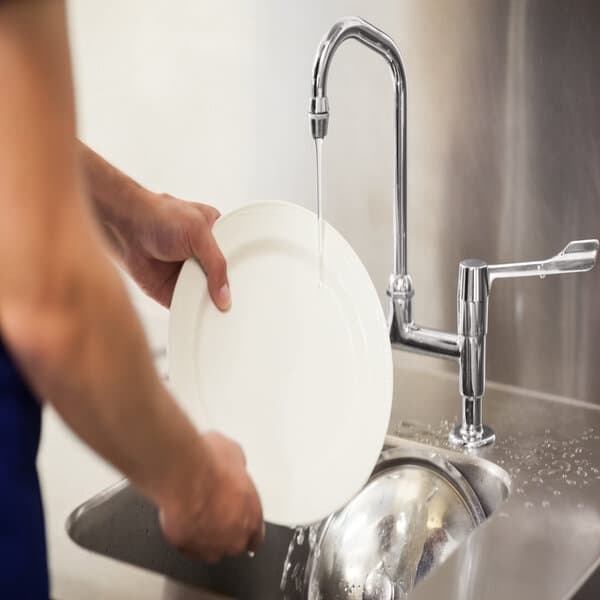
left=111, top=192, right=230, bottom=310
left=159, top=432, right=265, bottom=562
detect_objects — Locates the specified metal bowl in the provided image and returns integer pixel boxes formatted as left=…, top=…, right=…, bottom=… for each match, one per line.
left=306, top=446, right=485, bottom=599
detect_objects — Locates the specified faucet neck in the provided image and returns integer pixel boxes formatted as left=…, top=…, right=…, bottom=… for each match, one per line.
left=309, top=16, right=408, bottom=278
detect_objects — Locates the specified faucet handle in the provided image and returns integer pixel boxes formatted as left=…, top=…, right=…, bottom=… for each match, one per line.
left=487, top=239, right=599, bottom=283
left=452, top=238, right=598, bottom=449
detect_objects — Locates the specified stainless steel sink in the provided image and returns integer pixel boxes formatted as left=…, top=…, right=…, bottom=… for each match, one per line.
left=383, top=436, right=510, bottom=518
left=67, top=436, right=509, bottom=599
left=67, top=365, right=600, bottom=599
left=67, top=479, right=294, bottom=599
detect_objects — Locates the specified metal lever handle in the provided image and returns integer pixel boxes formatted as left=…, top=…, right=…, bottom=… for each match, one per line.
left=487, top=239, right=599, bottom=283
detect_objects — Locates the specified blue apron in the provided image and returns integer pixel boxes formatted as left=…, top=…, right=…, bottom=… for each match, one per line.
left=0, top=340, right=49, bottom=598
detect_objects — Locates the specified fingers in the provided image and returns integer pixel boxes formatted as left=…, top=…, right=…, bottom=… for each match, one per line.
left=158, top=431, right=265, bottom=564
left=188, top=220, right=231, bottom=311
left=166, top=510, right=264, bottom=563
left=195, top=549, right=221, bottom=564
left=244, top=476, right=265, bottom=554
left=225, top=509, right=264, bottom=558
left=247, top=517, right=266, bottom=553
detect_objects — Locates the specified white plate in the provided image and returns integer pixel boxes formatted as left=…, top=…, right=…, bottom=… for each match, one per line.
left=169, top=202, right=392, bottom=526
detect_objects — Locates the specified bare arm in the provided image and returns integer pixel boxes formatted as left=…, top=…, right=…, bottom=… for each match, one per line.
left=79, top=143, right=231, bottom=310
left=0, top=0, right=262, bottom=559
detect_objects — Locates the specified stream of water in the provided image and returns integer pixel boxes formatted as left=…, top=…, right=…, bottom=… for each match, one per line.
left=314, top=139, right=325, bottom=284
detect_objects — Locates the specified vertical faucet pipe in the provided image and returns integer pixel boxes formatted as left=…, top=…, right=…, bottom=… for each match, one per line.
left=309, top=17, right=408, bottom=279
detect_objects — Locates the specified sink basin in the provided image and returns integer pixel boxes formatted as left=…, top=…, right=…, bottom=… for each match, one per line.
left=67, top=436, right=509, bottom=600
left=383, top=436, right=509, bottom=518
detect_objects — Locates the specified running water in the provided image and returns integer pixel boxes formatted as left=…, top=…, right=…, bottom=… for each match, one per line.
left=314, top=139, right=325, bottom=284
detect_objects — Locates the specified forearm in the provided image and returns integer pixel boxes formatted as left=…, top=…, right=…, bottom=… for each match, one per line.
left=79, top=142, right=150, bottom=256
left=1, top=230, right=204, bottom=509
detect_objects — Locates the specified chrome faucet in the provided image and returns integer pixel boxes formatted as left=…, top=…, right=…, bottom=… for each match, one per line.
left=309, top=16, right=599, bottom=448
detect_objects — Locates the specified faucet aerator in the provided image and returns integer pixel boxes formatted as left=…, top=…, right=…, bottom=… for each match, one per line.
left=309, top=96, right=330, bottom=139
left=309, top=113, right=329, bottom=139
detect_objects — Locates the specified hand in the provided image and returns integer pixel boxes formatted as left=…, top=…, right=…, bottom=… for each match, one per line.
left=109, top=192, right=230, bottom=310
left=159, top=432, right=265, bottom=562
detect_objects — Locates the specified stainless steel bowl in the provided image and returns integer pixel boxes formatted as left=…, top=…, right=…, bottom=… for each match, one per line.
left=306, top=446, right=485, bottom=600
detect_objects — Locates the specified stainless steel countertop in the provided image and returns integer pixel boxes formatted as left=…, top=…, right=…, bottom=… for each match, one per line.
left=68, top=360, right=600, bottom=599
left=389, top=358, right=600, bottom=600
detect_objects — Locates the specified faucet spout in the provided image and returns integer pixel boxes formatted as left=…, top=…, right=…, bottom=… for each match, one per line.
left=309, top=16, right=408, bottom=279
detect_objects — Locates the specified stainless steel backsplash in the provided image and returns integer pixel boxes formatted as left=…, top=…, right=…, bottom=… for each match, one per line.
left=411, top=0, right=600, bottom=404
left=258, top=0, right=600, bottom=404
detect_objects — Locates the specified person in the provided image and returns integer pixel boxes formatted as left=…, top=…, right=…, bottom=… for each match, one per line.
left=0, top=1, right=264, bottom=597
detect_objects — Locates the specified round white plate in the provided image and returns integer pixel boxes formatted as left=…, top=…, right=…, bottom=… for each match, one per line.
left=169, top=202, right=392, bottom=526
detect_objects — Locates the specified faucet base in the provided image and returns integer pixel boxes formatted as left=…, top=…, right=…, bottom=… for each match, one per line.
left=448, top=424, right=495, bottom=449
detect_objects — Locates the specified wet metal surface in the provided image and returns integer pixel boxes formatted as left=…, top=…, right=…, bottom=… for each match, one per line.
left=68, top=364, right=600, bottom=598
left=306, top=447, right=486, bottom=599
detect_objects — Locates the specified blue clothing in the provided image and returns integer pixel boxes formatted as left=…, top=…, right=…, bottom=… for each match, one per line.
left=0, top=340, right=48, bottom=599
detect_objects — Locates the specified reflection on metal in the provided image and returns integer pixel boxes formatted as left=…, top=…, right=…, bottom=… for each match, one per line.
left=306, top=445, right=486, bottom=599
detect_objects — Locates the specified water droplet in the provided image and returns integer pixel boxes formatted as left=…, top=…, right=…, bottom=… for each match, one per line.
left=577, top=503, right=585, bottom=510
left=542, top=500, right=550, bottom=509
left=524, top=501, right=534, bottom=509
left=553, top=490, right=561, bottom=496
